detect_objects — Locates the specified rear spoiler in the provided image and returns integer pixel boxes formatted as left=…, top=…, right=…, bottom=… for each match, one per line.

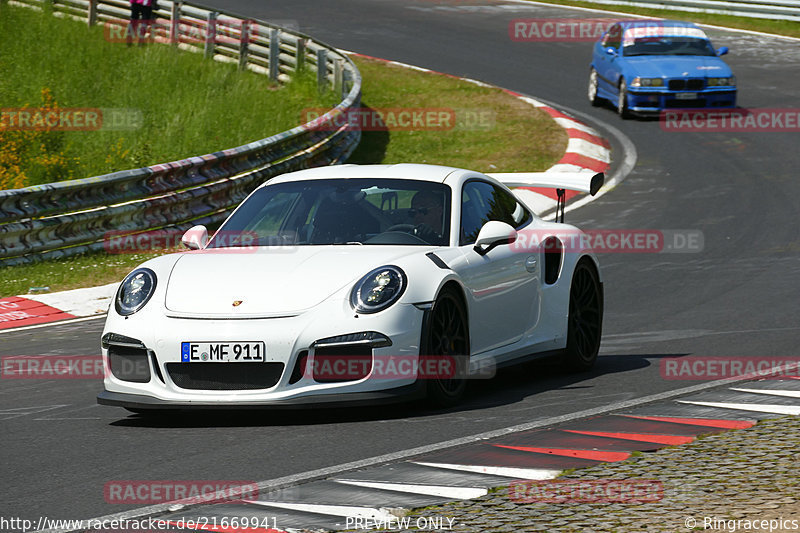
left=488, top=171, right=604, bottom=223
left=487, top=171, right=604, bottom=196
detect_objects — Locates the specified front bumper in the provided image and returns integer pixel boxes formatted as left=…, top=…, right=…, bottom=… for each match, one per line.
left=628, top=87, right=736, bottom=113
left=98, top=299, right=427, bottom=407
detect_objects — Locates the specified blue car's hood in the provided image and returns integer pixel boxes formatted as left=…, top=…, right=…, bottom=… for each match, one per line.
left=623, top=55, right=732, bottom=78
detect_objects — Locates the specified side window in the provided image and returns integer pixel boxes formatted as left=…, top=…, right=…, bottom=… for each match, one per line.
left=602, top=24, right=622, bottom=49
left=460, top=181, right=531, bottom=245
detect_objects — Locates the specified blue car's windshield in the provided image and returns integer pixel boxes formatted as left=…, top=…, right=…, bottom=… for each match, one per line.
left=210, top=178, right=452, bottom=247
left=624, top=36, right=717, bottom=57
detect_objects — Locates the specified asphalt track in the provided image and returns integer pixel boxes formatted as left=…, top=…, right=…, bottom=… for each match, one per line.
left=2, top=0, right=799, bottom=525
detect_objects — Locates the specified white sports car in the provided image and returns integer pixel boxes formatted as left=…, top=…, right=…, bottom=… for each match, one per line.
left=97, top=164, right=604, bottom=410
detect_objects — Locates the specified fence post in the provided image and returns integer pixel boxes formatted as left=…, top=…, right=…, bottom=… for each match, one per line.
left=204, top=11, right=217, bottom=59
left=268, top=28, right=279, bottom=81
left=87, top=0, right=96, bottom=26
left=170, top=0, right=181, bottom=45
left=296, top=37, right=306, bottom=73
left=239, top=20, right=250, bottom=71
left=342, top=68, right=351, bottom=100
left=316, top=48, right=327, bottom=92
left=333, top=58, right=343, bottom=98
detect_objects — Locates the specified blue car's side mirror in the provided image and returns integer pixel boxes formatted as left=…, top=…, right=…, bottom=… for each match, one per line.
left=606, top=47, right=618, bottom=56
left=716, top=46, right=729, bottom=56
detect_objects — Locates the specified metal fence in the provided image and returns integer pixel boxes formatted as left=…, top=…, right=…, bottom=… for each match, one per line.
left=0, top=0, right=362, bottom=266
left=574, top=0, right=800, bottom=21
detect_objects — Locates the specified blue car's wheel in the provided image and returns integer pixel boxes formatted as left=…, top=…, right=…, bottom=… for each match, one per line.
left=588, top=68, right=601, bottom=106
left=617, top=78, right=631, bottom=119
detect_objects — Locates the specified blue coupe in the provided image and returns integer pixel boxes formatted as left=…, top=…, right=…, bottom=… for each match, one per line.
left=589, top=20, right=736, bottom=117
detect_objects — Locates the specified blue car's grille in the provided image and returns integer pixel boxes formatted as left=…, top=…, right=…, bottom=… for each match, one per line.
left=668, top=79, right=705, bottom=91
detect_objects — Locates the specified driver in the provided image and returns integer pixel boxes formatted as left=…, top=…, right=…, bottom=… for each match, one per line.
left=410, top=190, right=444, bottom=243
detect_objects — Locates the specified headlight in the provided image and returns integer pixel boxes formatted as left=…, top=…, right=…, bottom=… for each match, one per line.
left=350, top=266, right=407, bottom=314
left=630, top=77, right=664, bottom=87
left=115, top=268, right=157, bottom=316
left=708, top=76, right=736, bottom=86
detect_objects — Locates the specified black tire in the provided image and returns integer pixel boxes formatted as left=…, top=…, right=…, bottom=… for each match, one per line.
left=423, top=286, right=470, bottom=407
left=617, top=78, right=631, bottom=119
left=563, top=260, right=603, bottom=372
left=588, top=68, right=601, bottom=107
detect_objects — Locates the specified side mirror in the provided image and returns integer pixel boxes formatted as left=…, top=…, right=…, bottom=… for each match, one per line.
left=605, top=47, right=618, bottom=57
left=716, top=46, right=729, bottom=56
left=473, top=221, right=516, bottom=256
left=181, top=225, right=208, bottom=250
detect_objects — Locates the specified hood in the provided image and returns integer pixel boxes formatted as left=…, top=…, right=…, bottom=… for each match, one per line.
left=164, top=246, right=424, bottom=317
left=624, top=55, right=732, bottom=78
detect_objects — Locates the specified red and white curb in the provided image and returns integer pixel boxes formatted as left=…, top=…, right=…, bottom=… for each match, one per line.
left=346, top=51, right=612, bottom=216
left=0, top=283, right=116, bottom=331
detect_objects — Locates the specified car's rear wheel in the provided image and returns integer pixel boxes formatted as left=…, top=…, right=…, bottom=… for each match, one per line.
left=424, top=286, right=470, bottom=407
left=617, top=78, right=631, bottom=119
left=588, top=68, right=601, bottom=106
left=563, top=260, right=603, bottom=371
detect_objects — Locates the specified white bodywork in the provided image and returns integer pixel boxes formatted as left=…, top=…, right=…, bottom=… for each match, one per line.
left=99, top=164, right=601, bottom=407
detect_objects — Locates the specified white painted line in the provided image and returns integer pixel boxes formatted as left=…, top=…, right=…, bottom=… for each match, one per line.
left=243, top=499, right=398, bottom=521
left=333, top=479, right=487, bottom=500
left=0, top=405, right=68, bottom=420
left=730, top=388, right=800, bottom=399
left=0, top=314, right=106, bottom=335
left=678, top=400, right=800, bottom=415
left=412, top=462, right=561, bottom=480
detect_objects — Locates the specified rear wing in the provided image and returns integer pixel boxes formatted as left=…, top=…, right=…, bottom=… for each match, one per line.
left=488, top=171, right=604, bottom=222
left=488, top=171, right=604, bottom=196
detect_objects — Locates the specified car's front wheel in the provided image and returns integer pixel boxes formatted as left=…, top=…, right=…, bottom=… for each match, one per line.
left=563, top=260, right=603, bottom=371
left=617, top=78, right=631, bottom=119
left=588, top=68, right=601, bottom=106
left=423, top=286, right=470, bottom=407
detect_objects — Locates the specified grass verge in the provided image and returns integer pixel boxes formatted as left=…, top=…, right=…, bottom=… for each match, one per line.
left=0, top=3, right=337, bottom=189
left=522, top=0, right=800, bottom=38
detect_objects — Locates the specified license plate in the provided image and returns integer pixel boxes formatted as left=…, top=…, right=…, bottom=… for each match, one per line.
left=181, top=342, right=265, bottom=362
left=675, top=92, right=698, bottom=100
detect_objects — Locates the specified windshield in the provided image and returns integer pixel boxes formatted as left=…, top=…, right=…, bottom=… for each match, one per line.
left=624, top=36, right=717, bottom=56
left=210, top=178, right=451, bottom=247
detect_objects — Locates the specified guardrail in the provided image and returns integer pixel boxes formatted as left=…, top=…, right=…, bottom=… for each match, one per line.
left=573, top=0, right=800, bottom=21
left=0, top=0, right=362, bottom=266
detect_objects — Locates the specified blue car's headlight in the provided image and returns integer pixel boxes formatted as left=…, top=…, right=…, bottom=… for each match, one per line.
left=630, top=77, right=663, bottom=87
left=115, top=268, right=157, bottom=316
left=708, top=76, right=736, bottom=87
left=351, top=266, right=407, bottom=314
